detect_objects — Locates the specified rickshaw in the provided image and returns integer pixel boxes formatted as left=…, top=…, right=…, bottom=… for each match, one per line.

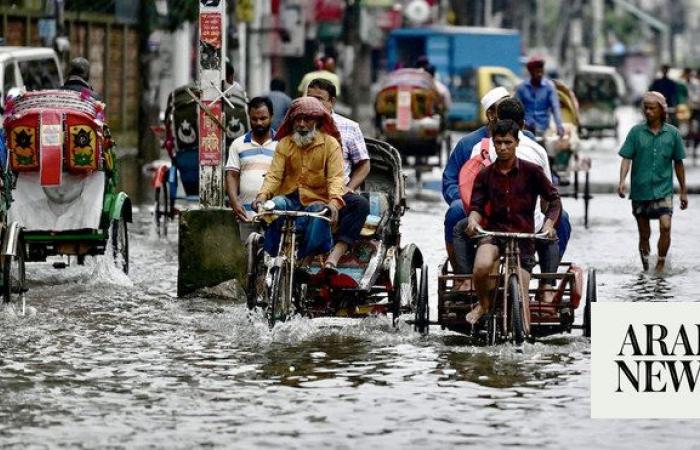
left=246, top=138, right=428, bottom=328
left=150, top=83, right=249, bottom=236
left=573, top=65, right=624, bottom=139
left=0, top=132, right=26, bottom=304
left=374, top=68, right=447, bottom=181
left=4, top=89, right=131, bottom=273
left=429, top=227, right=597, bottom=343
left=539, top=79, right=593, bottom=227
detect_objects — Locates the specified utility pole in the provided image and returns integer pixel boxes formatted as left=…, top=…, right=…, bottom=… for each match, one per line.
left=592, top=0, right=604, bottom=64
left=484, top=0, right=492, bottom=27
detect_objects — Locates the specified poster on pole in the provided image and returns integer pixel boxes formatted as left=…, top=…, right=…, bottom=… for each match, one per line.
left=198, top=0, right=226, bottom=201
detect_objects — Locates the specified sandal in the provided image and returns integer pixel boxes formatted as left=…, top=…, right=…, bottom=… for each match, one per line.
left=323, top=260, right=338, bottom=275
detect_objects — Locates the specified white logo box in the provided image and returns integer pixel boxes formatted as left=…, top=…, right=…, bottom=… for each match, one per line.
left=592, top=302, right=700, bottom=418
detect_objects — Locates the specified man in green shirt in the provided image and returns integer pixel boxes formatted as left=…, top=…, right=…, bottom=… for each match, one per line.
left=618, top=91, right=688, bottom=272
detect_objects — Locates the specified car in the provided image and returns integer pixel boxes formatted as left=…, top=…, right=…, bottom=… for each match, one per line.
left=0, top=46, right=63, bottom=107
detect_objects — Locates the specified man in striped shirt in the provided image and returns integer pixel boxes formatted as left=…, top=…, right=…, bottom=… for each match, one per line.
left=225, top=96, right=278, bottom=242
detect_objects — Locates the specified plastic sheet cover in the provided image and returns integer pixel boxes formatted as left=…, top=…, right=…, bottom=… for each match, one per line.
left=9, top=171, right=105, bottom=231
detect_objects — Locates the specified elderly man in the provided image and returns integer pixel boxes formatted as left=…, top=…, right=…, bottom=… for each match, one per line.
left=618, top=91, right=688, bottom=273
left=306, top=77, right=370, bottom=270
left=465, top=119, right=561, bottom=324
left=253, top=97, right=345, bottom=259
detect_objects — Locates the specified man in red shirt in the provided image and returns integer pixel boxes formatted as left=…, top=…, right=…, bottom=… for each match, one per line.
left=465, top=119, right=562, bottom=324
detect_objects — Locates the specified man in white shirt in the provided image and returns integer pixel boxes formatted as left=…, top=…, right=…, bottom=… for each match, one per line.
left=225, top=96, right=278, bottom=242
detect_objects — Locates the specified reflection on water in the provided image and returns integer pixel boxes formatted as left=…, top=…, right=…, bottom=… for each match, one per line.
left=1, top=195, right=700, bottom=448
left=620, top=273, right=674, bottom=301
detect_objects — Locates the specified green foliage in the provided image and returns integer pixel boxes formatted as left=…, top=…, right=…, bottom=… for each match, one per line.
left=604, top=10, right=644, bottom=46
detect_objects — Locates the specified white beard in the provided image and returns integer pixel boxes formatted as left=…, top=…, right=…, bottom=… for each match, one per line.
left=292, top=125, right=317, bottom=147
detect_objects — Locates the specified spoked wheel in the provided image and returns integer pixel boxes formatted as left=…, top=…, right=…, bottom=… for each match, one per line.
left=154, top=184, right=169, bottom=237
left=486, top=314, right=497, bottom=346
left=245, top=233, right=265, bottom=310
left=267, top=258, right=292, bottom=328
left=509, top=274, right=525, bottom=345
left=583, top=268, right=597, bottom=338
left=111, top=217, right=129, bottom=274
left=414, top=264, right=429, bottom=334
left=2, top=235, right=26, bottom=304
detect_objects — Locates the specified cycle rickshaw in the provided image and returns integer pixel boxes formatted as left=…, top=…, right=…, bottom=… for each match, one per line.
left=246, top=138, right=427, bottom=328
left=429, top=227, right=596, bottom=344
left=539, top=79, right=593, bottom=228
left=0, top=133, right=26, bottom=304
left=4, top=89, right=131, bottom=273
left=149, top=83, right=249, bottom=236
left=374, top=68, right=447, bottom=182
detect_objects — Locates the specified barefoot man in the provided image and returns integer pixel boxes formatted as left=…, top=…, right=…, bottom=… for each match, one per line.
left=465, top=119, right=561, bottom=324
left=618, top=91, right=688, bottom=272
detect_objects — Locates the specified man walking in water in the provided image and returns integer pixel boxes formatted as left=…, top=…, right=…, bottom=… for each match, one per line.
left=618, top=91, right=688, bottom=272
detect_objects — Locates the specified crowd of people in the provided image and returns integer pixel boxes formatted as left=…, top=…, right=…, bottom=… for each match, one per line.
left=217, top=53, right=689, bottom=323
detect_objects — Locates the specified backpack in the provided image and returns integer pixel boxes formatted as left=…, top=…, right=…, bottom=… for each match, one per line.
left=458, top=138, right=492, bottom=213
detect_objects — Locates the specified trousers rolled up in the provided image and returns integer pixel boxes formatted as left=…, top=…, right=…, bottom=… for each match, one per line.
left=336, top=191, right=370, bottom=246
left=262, top=192, right=333, bottom=259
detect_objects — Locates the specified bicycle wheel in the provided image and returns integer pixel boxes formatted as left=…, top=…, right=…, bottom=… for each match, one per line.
left=414, top=264, right=429, bottom=334
left=268, top=258, right=292, bottom=328
left=154, top=184, right=169, bottom=237
left=245, top=233, right=264, bottom=310
left=509, top=273, right=525, bottom=345
left=583, top=268, right=597, bottom=338
left=2, top=235, right=26, bottom=304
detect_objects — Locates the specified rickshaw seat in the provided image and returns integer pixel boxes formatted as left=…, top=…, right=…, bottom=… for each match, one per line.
left=360, top=192, right=391, bottom=237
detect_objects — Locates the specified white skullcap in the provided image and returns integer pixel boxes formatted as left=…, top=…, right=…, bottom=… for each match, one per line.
left=480, top=86, right=510, bottom=111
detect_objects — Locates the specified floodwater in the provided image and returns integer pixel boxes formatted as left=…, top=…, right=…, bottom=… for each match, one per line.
left=1, top=192, right=699, bottom=449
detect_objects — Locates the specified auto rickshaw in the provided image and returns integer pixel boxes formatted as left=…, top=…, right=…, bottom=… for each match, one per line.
left=0, top=129, right=25, bottom=304
left=374, top=68, right=446, bottom=181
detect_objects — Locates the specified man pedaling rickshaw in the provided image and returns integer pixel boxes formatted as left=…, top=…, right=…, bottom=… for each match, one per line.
left=463, top=119, right=562, bottom=324
left=251, top=97, right=345, bottom=261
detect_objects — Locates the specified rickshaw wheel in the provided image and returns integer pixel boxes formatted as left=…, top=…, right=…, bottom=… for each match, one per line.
left=111, top=217, right=129, bottom=274
left=583, top=268, right=597, bottom=338
left=245, top=233, right=265, bottom=310
left=154, top=184, right=169, bottom=237
left=414, top=264, right=429, bottom=334
left=2, top=235, right=26, bottom=304
left=267, top=262, right=291, bottom=328
left=509, top=274, right=525, bottom=345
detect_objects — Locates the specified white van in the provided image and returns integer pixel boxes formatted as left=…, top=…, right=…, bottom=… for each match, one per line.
left=0, top=46, right=64, bottom=106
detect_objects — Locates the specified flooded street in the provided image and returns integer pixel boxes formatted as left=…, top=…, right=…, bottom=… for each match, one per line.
left=1, top=189, right=699, bottom=449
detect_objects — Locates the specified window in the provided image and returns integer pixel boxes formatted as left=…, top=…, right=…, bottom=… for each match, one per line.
left=18, top=58, right=61, bottom=92
left=3, top=62, right=18, bottom=96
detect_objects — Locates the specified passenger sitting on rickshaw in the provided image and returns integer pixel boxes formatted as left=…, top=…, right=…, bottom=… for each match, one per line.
left=454, top=97, right=571, bottom=301
left=306, top=78, right=370, bottom=270
left=442, top=87, right=535, bottom=270
left=252, top=97, right=345, bottom=259
left=464, top=119, right=561, bottom=325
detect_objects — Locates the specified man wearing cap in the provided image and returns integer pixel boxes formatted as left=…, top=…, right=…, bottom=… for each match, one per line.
left=618, top=91, right=688, bottom=273
left=61, top=57, right=101, bottom=100
left=515, top=57, right=564, bottom=137
left=442, top=86, right=527, bottom=269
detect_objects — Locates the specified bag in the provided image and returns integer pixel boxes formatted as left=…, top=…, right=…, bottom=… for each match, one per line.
left=458, top=138, right=492, bottom=213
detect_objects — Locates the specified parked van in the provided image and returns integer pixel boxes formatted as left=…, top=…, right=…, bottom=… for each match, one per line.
left=0, top=47, right=63, bottom=106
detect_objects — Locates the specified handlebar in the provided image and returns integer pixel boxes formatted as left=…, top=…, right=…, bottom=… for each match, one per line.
left=252, top=201, right=332, bottom=223
left=474, top=225, right=551, bottom=240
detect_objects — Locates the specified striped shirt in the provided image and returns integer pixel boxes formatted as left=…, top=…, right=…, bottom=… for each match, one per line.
left=333, top=112, right=369, bottom=183
left=225, top=131, right=278, bottom=209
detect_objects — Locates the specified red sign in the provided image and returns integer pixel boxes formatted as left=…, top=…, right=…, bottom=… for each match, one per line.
left=200, top=13, right=222, bottom=48
left=198, top=101, right=222, bottom=166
